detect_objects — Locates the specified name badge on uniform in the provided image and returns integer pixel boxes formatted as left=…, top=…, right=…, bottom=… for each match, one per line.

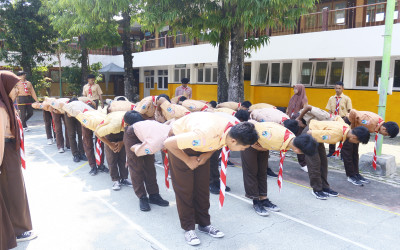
left=192, top=140, right=200, bottom=146
left=262, top=131, right=272, bottom=140
left=142, top=105, right=147, bottom=110
left=361, top=120, right=369, bottom=125
left=167, top=107, right=173, bottom=113
left=83, top=119, right=87, bottom=124
left=145, top=148, right=151, bottom=154
left=322, top=135, right=331, bottom=140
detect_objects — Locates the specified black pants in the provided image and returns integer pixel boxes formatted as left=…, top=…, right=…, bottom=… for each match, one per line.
left=341, top=140, right=359, bottom=177
left=43, top=110, right=54, bottom=139
left=64, top=115, right=84, bottom=157
left=305, top=143, right=330, bottom=192
left=18, top=96, right=34, bottom=128
left=241, top=147, right=268, bottom=199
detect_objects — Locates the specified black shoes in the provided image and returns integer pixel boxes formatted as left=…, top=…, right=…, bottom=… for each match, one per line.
left=120, top=179, right=133, bottom=187
left=253, top=200, right=269, bottom=216
left=347, top=176, right=363, bottom=186
left=139, top=196, right=151, bottom=211
left=260, top=198, right=280, bottom=212
left=149, top=194, right=169, bottom=207
left=356, top=174, right=370, bottom=184
left=89, top=166, right=98, bottom=176
left=16, top=231, right=37, bottom=242
left=209, top=182, right=230, bottom=195
left=98, top=164, right=109, bottom=173
left=267, top=168, right=278, bottom=178
left=326, top=152, right=334, bottom=157
left=80, top=154, right=88, bottom=161
left=322, top=188, right=339, bottom=197
left=73, top=155, right=80, bottom=163
left=312, top=190, right=328, bottom=200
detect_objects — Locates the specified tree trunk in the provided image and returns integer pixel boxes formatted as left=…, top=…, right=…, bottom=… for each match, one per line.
left=121, top=11, right=138, bottom=102
left=20, top=51, right=33, bottom=82
left=228, top=22, right=245, bottom=102
left=217, top=27, right=230, bottom=103
left=80, top=35, right=89, bottom=88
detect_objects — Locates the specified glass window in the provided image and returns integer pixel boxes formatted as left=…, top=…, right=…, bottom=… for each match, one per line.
left=213, top=68, right=218, bottom=82
left=301, top=62, right=313, bottom=84
left=198, top=69, right=203, bottom=82
left=394, top=60, right=400, bottom=88
left=158, top=70, right=163, bottom=75
left=258, top=63, right=268, bottom=83
left=314, top=62, right=328, bottom=85
left=244, top=64, right=251, bottom=81
left=281, top=63, right=292, bottom=84
left=163, top=76, right=168, bottom=89
left=356, top=61, right=370, bottom=87
left=329, top=62, right=343, bottom=85
left=205, top=68, right=211, bottom=82
left=181, top=69, right=186, bottom=79
left=374, top=60, right=382, bottom=87
left=158, top=77, right=163, bottom=89
left=187, top=69, right=190, bottom=80
left=271, top=63, right=280, bottom=84
left=174, top=69, right=179, bottom=82
left=334, top=2, right=346, bottom=24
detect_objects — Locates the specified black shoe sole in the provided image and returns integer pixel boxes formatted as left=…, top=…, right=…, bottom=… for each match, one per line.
left=311, top=191, right=327, bottom=200
left=140, top=207, right=151, bottom=212
left=149, top=200, right=169, bottom=207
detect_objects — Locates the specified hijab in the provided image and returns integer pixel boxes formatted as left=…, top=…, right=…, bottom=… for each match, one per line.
left=287, top=84, right=308, bottom=118
left=0, top=71, right=21, bottom=148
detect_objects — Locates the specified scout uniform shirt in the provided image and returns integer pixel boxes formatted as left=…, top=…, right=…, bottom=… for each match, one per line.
left=213, top=108, right=236, bottom=116
left=172, top=112, right=239, bottom=152
left=253, top=122, right=295, bottom=151
left=95, top=111, right=126, bottom=137
left=82, top=83, right=103, bottom=101
left=216, top=101, right=241, bottom=111
left=301, top=105, right=335, bottom=125
left=309, top=120, right=350, bottom=144
left=248, top=103, right=275, bottom=112
left=133, top=96, right=157, bottom=118
left=16, top=80, right=38, bottom=101
left=175, top=85, right=192, bottom=99
left=159, top=101, right=190, bottom=121
left=326, top=93, right=352, bottom=117
left=181, top=99, right=209, bottom=112
left=348, top=109, right=384, bottom=132
left=171, top=95, right=183, bottom=104
left=250, top=108, right=289, bottom=124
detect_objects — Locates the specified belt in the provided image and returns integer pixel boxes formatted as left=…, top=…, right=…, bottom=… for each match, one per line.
left=5, top=138, right=15, bottom=143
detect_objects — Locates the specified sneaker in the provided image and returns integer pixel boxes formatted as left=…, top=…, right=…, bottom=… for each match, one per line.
left=149, top=193, right=169, bottom=207
left=267, top=168, right=278, bottom=178
left=347, top=176, right=363, bottom=186
left=79, top=154, right=88, bottom=161
left=225, top=185, right=231, bottom=192
left=47, top=139, right=53, bottom=145
left=139, top=196, right=151, bottom=211
left=356, top=174, right=370, bottom=184
left=312, top=190, right=328, bottom=200
left=97, top=165, right=109, bottom=173
left=261, top=198, right=281, bottom=212
left=253, top=202, right=269, bottom=216
left=198, top=225, right=224, bottom=238
left=227, top=160, right=235, bottom=167
left=16, top=231, right=37, bottom=242
left=73, top=155, right=80, bottom=163
left=300, top=165, right=308, bottom=172
left=209, top=183, right=220, bottom=195
left=184, top=230, right=200, bottom=246
left=23, top=127, right=30, bottom=132
left=66, top=146, right=71, bottom=150
left=322, top=188, right=339, bottom=197
left=326, top=152, right=334, bottom=157
left=89, top=166, right=98, bottom=176
left=112, top=181, right=121, bottom=191
left=120, top=179, right=133, bottom=187
left=58, top=148, right=65, bottom=153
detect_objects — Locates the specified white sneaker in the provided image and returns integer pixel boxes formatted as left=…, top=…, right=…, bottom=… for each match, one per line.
left=47, top=139, right=53, bottom=145
left=16, top=231, right=37, bottom=242
left=58, top=148, right=65, bottom=153
left=300, top=166, right=308, bottom=172
left=184, top=230, right=200, bottom=246
left=24, top=127, right=30, bottom=132
left=112, top=181, right=121, bottom=191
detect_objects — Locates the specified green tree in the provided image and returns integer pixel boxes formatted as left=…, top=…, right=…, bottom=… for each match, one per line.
left=0, top=0, right=58, bottom=80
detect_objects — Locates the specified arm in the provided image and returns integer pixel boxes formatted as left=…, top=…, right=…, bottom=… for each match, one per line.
left=94, top=132, right=116, bottom=151
left=99, top=94, right=104, bottom=108
left=164, top=136, right=199, bottom=170
left=251, top=142, right=268, bottom=151
left=29, top=82, right=39, bottom=102
left=197, top=150, right=215, bottom=165
left=0, top=108, right=7, bottom=165
left=296, top=105, right=313, bottom=122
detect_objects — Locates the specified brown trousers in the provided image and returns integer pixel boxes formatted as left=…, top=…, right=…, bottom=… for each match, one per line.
left=105, top=133, right=127, bottom=181
left=305, top=143, right=330, bottom=191
left=0, top=191, right=17, bottom=250
left=169, top=149, right=211, bottom=231
left=64, top=115, right=84, bottom=157
left=0, top=141, right=32, bottom=238
left=52, top=112, right=70, bottom=150
left=209, top=149, right=222, bottom=185
left=18, top=96, right=34, bottom=128
left=241, top=147, right=269, bottom=199
left=341, top=140, right=359, bottom=177
left=123, top=127, right=158, bottom=198
left=43, top=110, right=54, bottom=139
left=81, top=126, right=104, bottom=168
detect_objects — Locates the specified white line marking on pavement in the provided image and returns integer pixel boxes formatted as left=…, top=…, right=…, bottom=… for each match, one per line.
left=155, top=164, right=373, bottom=250
left=37, top=148, right=169, bottom=250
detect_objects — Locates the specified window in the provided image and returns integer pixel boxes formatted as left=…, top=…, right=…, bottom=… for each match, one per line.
left=314, top=62, right=328, bottom=85
left=281, top=63, right=292, bottom=84
left=197, top=67, right=217, bottom=83
left=373, top=60, right=382, bottom=87
left=144, top=70, right=154, bottom=89
left=356, top=61, right=370, bottom=87
left=258, top=63, right=269, bottom=84
left=366, top=0, right=386, bottom=23
left=244, top=64, right=251, bottom=81
left=329, top=62, right=344, bottom=85
left=334, top=2, right=346, bottom=24
left=198, top=69, right=204, bottom=82
left=301, top=62, right=313, bottom=85
left=271, top=63, right=280, bottom=84
left=176, top=31, right=188, bottom=44
left=394, top=60, right=400, bottom=88
left=213, top=68, right=218, bottom=82
left=157, top=70, right=168, bottom=89
left=257, top=62, right=292, bottom=85
left=174, top=68, right=190, bottom=82
left=300, top=61, right=343, bottom=86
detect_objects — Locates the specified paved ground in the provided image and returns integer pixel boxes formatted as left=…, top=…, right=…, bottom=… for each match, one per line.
left=13, top=111, right=400, bottom=250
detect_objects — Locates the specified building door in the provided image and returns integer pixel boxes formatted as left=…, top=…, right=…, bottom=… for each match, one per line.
left=144, top=70, right=154, bottom=97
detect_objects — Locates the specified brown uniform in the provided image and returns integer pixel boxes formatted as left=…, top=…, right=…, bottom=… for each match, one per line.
left=52, top=110, right=70, bottom=150
left=64, top=115, right=84, bottom=157
left=82, top=83, right=103, bottom=108
left=16, top=80, right=38, bottom=128
left=105, top=132, right=128, bottom=182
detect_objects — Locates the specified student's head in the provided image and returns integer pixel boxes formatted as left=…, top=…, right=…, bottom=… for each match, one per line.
left=208, top=101, right=217, bottom=108
left=291, top=113, right=307, bottom=128
left=116, top=96, right=127, bottom=101
left=69, top=97, right=78, bottom=103
left=292, top=134, right=318, bottom=156
left=123, top=110, right=144, bottom=126
left=178, top=96, right=187, bottom=105
left=380, top=122, right=399, bottom=138
left=239, top=101, right=252, bottom=111
left=335, top=81, right=344, bottom=96
left=156, top=94, right=170, bottom=103
left=181, top=78, right=189, bottom=87
left=226, top=122, right=259, bottom=151
left=276, top=107, right=286, bottom=113
left=16, top=71, right=26, bottom=80
left=283, top=119, right=299, bottom=135
left=234, top=110, right=250, bottom=122
left=87, top=74, right=96, bottom=85
left=348, top=126, right=370, bottom=144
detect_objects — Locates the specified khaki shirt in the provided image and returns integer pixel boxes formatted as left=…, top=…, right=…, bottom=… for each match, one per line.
left=76, top=110, right=107, bottom=131
left=133, top=96, right=157, bottom=118
left=249, top=103, right=275, bottom=112
left=173, top=112, right=237, bottom=152
left=309, top=120, right=350, bottom=144
left=182, top=100, right=209, bottom=112
left=216, top=101, right=241, bottom=111
left=302, top=105, right=335, bottom=124
left=171, top=95, right=183, bottom=104
left=160, top=101, right=190, bottom=121
left=82, top=83, right=103, bottom=100
left=0, top=106, right=13, bottom=165
left=132, top=120, right=171, bottom=156
left=325, top=93, right=352, bottom=117
left=16, top=81, right=38, bottom=101
left=254, top=122, right=295, bottom=151
left=95, top=111, right=126, bottom=137
left=250, top=108, right=289, bottom=124
left=213, top=108, right=236, bottom=116
left=348, top=109, right=384, bottom=133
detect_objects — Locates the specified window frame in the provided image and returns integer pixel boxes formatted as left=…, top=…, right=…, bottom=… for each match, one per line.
left=353, top=58, right=384, bottom=89
left=144, top=70, right=155, bottom=90
left=157, top=69, right=169, bottom=90
left=174, top=67, right=190, bottom=83
left=256, top=61, right=292, bottom=86
left=299, top=60, right=344, bottom=87
left=197, top=66, right=218, bottom=84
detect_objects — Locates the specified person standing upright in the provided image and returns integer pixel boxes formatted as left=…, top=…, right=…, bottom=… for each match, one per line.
left=325, top=81, right=352, bottom=157
left=82, top=74, right=104, bottom=109
left=15, top=71, right=39, bottom=131
left=175, top=78, right=192, bottom=99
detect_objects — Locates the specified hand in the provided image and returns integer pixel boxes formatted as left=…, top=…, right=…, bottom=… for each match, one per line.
left=113, top=141, right=124, bottom=153
left=197, top=153, right=210, bottom=166
left=307, top=130, right=312, bottom=135
left=186, top=156, right=199, bottom=170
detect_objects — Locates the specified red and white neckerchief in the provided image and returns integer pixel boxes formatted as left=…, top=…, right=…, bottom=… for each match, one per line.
left=232, top=111, right=236, bottom=116
left=22, top=82, right=29, bottom=94
left=333, top=126, right=348, bottom=156
left=163, top=150, right=170, bottom=189
left=277, top=129, right=293, bottom=191
left=16, top=114, right=26, bottom=169
left=88, top=85, right=93, bottom=98
left=219, top=121, right=239, bottom=209
left=152, top=96, right=157, bottom=107
left=334, top=96, right=342, bottom=116
left=372, top=118, right=384, bottom=170
left=280, top=117, right=288, bottom=125
left=200, top=105, right=208, bottom=111
left=237, top=103, right=241, bottom=109
left=95, top=138, right=103, bottom=166
left=131, top=104, right=136, bottom=110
